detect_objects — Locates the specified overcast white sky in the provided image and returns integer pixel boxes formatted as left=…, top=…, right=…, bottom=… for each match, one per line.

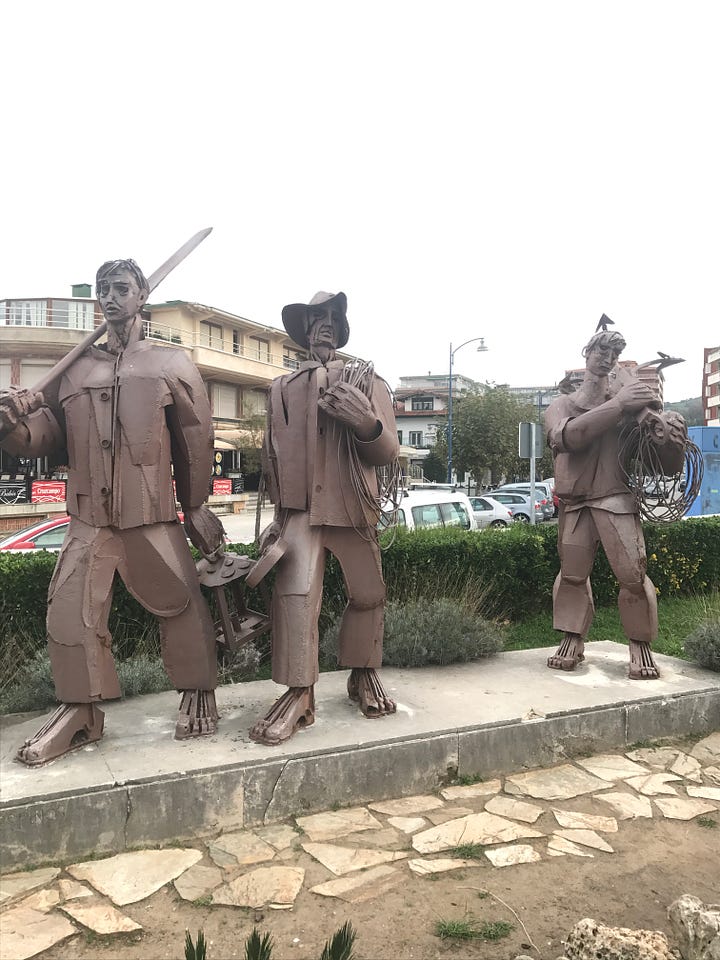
left=2, top=1, right=717, bottom=402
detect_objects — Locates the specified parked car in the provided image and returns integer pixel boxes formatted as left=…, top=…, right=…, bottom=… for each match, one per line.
left=380, top=490, right=479, bottom=531
left=0, top=515, right=70, bottom=552
left=0, top=512, right=193, bottom=553
left=484, top=490, right=544, bottom=524
left=494, top=483, right=554, bottom=520
left=541, top=477, right=559, bottom=516
left=467, top=496, right=514, bottom=529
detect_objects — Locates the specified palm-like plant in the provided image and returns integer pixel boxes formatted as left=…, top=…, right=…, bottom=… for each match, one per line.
left=185, top=929, right=207, bottom=960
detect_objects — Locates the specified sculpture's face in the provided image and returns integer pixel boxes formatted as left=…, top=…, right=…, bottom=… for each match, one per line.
left=586, top=342, right=618, bottom=377
left=307, top=306, right=340, bottom=352
left=97, top=269, right=145, bottom=326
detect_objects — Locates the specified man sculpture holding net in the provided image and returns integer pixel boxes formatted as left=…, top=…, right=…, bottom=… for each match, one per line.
left=250, top=291, right=400, bottom=745
left=545, top=323, right=690, bottom=679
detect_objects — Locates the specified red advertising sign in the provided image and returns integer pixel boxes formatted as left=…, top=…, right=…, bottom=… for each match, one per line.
left=31, top=481, right=66, bottom=504
left=212, top=478, right=232, bottom=496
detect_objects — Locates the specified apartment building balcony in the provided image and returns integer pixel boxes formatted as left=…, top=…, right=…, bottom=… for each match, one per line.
left=0, top=314, right=296, bottom=388
left=0, top=321, right=98, bottom=359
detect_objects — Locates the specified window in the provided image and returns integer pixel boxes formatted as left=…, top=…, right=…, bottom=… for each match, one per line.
left=232, top=331, right=241, bottom=355
left=397, top=430, right=403, bottom=444
left=411, top=396, right=433, bottom=411
left=200, top=321, right=224, bottom=350
left=439, top=502, right=471, bottom=530
left=409, top=431, right=423, bottom=447
left=411, top=504, right=443, bottom=528
left=7, top=301, right=47, bottom=326
left=20, top=362, right=55, bottom=389
left=242, top=388, right=266, bottom=417
left=52, top=300, right=95, bottom=330
left=283, top=347, right=303, bottom=369
left=212, top=383, right=238, bottom=419
left=248, top=336, right=270, bottom=363
left=32, top=527, right=69, bottom=549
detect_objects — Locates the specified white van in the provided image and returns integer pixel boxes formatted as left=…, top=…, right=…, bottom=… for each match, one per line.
left=379, top=489, right=478, bottom=532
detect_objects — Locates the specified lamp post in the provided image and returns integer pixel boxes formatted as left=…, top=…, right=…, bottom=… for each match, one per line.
left=447, top=337, right=488, bottom=484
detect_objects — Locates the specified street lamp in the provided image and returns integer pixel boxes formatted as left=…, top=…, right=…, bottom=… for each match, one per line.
left=447, top=337, right=488, bottom=484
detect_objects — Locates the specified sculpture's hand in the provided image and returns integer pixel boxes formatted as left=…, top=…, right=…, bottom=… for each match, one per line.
left=615, top=380, right=661, bottom=413
left=0, top=388, right=45, bottom=437
left=184, top=505, right=225, bottom=558
left=318, top=382, right=379, bottom=440
left=662, top=411, right=688, bottom=447
left=259, top=519, right=283, bottom=553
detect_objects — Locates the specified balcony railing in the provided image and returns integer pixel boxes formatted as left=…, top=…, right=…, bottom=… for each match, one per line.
left=146, top=322, right=305, bottom=370
left=0, top=314, right=301, bottom=372
left=0, top=310, right=95, bottom=331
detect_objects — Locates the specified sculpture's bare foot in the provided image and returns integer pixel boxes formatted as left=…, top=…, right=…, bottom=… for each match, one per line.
left=547, top=632, right=586, bottom=671
left=16, top=703, right=104, bottom=767
left=175, top=690, right=219, bottom=740
left=347, top=668, right=397, bottom=718
left=249, top=686, right=315, bottom=745
left=628, top=640, right=660, bottom=680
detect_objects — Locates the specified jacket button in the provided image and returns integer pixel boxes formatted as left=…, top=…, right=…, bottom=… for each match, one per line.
left=315, top=484, right=322, bottom=492
left=101, top=439, right=111, bottom=448
left=100, top=391, right=110, bottom=401
left=101, top=486, right=110, bottom=496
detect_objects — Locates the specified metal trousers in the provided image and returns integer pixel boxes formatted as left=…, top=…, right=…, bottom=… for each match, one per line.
left=270, top=511, right=386, bottom=687
left=46, top=517, right=217, bottom=702
left=553, top=506, right=658, bottom=643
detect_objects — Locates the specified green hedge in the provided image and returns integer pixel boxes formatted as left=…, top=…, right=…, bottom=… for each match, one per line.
left=1, top=517, right=718, bottom=658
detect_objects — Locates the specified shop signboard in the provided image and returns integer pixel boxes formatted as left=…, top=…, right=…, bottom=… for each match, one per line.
left=0, top=479, right=28, bottom=505
left=212, top=478, right=232, bottom=496
left=31, top=481, right=67, bottom=504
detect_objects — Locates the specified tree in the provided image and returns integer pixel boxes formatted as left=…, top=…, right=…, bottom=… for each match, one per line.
left=421, top=446, right=447, bottom=482
left=445, top=386, right=553, bottom=486
left=665, top=396, right=703, bottom=427
left=227, top=414, right=266, bottom=481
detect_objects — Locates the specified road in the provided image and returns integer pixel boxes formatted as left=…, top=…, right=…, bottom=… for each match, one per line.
left=218, top=504, right=275, bottom=544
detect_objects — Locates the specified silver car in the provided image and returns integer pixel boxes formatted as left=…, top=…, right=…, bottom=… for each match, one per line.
left=485, top=490, right=544, bottom=523
left=468, top=496, right=514, bottom=529
left=494, top=483, right=554, bottom=520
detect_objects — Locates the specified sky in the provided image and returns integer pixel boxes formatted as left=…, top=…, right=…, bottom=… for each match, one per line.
left=2, top=1, right=718, bottom=402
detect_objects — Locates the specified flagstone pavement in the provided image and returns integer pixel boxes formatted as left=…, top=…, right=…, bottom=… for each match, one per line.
left=1, top=733, right=718, bottom=960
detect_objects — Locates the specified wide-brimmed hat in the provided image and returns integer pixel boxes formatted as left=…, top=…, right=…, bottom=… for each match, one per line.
left=281, top=291, right=349, bottom=350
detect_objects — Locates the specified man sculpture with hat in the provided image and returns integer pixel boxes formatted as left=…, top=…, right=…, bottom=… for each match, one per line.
left=250, top=291, right=399, bottom=745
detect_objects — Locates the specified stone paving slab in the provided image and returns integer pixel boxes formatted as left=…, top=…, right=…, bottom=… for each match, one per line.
left=1, top=644, right=719, bottom=869
left=1, top=732, right=719, bottom=959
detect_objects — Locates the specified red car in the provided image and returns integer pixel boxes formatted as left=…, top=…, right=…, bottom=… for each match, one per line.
left=0, top=515, right=70, bottom=552
left=0, top=512, right=195, bottom=553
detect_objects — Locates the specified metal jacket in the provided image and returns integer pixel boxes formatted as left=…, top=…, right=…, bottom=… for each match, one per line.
left=263, top=359, right=399, bottom=528
left=1, top=340, right=213, bottom=528
left=546, top=365, right=685, bottom=510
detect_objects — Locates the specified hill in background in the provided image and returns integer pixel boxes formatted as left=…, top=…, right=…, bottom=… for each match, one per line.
left=665, top=397, right=703, bottom=426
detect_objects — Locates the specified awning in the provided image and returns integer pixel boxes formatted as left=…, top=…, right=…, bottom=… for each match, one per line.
left=214, top=429, right=261, bottom=446
left=213, top=439, right=236, bottom=451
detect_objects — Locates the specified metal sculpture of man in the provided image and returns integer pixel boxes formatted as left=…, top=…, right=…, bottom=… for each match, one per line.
left=250, top=291, right=399, bottom=745
left=544, top=321, right=687, bottom=679
left=0, top=257, right=223, bottom=764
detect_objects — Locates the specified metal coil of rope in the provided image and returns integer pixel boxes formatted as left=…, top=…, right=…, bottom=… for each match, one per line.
left=338, top=359, right=402, bottom=545
left=618, top=419, right=704, bottom=524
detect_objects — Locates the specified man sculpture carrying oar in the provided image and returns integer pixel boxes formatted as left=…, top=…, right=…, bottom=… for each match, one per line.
left=0, top=233, right=224, bottom=765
